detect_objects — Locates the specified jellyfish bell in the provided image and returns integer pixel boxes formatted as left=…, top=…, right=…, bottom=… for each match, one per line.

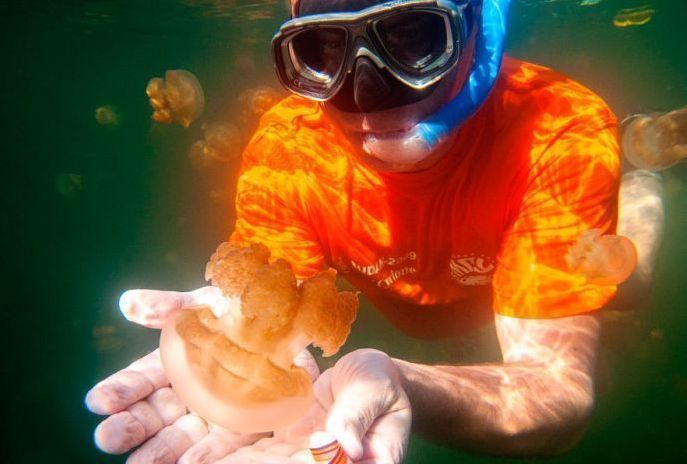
left=159, top=242, right=358, bottom=433
left=188, top=122, right=243, bottom=168
left=94, top=104, right=120, bottom=126
left=146, top=69, right=205, bottom=128
left=566, top=229, right=638, bottom=286
left=622, top=108, right=687, bottom=171
left=238, top=86, right=283, bottom=124
left=160, top=307, right=314, bottom=432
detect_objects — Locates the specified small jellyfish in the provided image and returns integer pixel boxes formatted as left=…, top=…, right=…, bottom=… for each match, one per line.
left=188, top=122, right=243, bottom=168
left=613, top=6, right=655, bottom=28
left=146, top=69, right=204, bottom=128
left=566, top=229, right=638, bottom=286
left=622, top=107, right=687, bottom=171
left=238, top=86, right=283, bottom=124
left=55, top=173, right=82, bottom=198
left=309, top=432, right=350, bottom=464
left=94, top=104, right=120, bottom=126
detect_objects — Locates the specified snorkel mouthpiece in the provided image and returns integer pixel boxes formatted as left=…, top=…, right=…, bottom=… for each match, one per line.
left=363, top=0, right=512, bottom=160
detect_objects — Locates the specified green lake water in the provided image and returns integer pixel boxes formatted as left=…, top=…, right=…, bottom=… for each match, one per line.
left=4, top=0, right=687, bottom=462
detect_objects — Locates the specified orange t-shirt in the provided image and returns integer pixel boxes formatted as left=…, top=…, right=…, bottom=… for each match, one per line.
left=230, top=57, right=621, bottom=338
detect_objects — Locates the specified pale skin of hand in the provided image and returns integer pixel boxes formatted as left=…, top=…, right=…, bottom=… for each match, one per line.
left=85, top=288, right=411, bottom=464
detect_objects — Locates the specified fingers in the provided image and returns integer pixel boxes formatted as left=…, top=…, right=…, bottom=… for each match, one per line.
left=85, top=350, right=168, bottom=415
left=119, top=288, right=203, bottom=328
left=94, top=387, right=187, bottom=454
left=126, top=414, right=209, bottom=464
left=179, top=428, right=268, bottom=464
left=119, top=286, right=226, bottom=328
left=358, top=408, right=411, bottom=464
left=293, top=350, right=320, bottom=382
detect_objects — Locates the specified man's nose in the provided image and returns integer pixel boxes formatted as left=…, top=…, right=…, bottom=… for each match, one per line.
left=353, top=56, right=391, bottom=113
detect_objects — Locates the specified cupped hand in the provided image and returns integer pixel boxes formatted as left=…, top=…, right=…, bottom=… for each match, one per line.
left=84, top=287, right=271, bottom=463
left=198, top=349, right=412, bottom=464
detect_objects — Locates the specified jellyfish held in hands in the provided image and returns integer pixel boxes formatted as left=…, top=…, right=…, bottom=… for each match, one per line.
left=566, top=229, right=638, bottom=286
left=159, top=243, right=358, bottom=433
left=146, top=69, right=204, bottom=128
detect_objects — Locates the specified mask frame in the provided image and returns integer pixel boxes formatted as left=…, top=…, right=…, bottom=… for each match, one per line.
left=272, top=0, right=469, bottom=101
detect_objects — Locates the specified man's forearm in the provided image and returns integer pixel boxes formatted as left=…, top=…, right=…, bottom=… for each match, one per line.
left=394, top=359, right=594, bottom=456
left=393, top=313, right=601, bottom=457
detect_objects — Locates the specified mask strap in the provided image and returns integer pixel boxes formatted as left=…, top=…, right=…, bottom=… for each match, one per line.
left=290, top=0, right=301, bottom=18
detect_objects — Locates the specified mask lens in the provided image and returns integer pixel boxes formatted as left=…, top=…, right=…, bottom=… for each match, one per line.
left=289, top=27, right=347, bottom=85
left=375, top=11, right=449, bottom=72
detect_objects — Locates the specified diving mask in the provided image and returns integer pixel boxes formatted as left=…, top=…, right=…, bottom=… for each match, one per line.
left=272, top=0, right=469, bottom=101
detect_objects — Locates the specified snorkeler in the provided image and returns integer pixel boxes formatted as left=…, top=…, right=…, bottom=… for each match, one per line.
left=85, top=0, right=665, bottom=462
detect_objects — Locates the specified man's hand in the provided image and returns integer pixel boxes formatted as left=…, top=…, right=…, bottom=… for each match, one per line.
left=315, top=349, right=412, bottom=464
left=84, top=288, right=267, bottom=463
left=216, top=348, right=412, bottom=464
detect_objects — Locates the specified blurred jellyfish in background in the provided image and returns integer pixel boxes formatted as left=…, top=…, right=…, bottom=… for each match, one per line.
left=188, top=122, right=243, bottom=168
left=55, top=173, right=83, bottom=198
left=94, top=104, right=120, bottom=126
left=566, top=229, right=637, bottom=286
left=238, top=86, right=284, bottom=127
left=613, top=6, right=656, bottom=28
left=622, top=107, right=687, bottom=171
left=146, top=69, right=205, bottom=128
left=91, top=325, right=123, bottom=353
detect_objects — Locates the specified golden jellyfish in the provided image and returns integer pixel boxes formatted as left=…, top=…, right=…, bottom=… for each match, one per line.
left=622, top=107, right=687, bottom=171
left=566, top=229, right=638, bottom=286
left=238, top=86, right=283, bottom=124
left=94, top=104, right=120, bottom=126
left=188, top=122, right=243, bottom=168
left=159, top=242, right=358, bottom=433
left=146, top=69, right=204, bottom=128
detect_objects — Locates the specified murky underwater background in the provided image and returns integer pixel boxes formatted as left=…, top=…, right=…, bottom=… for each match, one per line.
left=3, top=0, right=687, bottom=462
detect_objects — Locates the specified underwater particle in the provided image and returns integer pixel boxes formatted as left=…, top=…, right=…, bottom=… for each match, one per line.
left=613, top=6, right=655, bottom=27
left=188, top=122, right=243, bottom=168
left=164, top=250, right=179, bottom=265
left=650, top=328, right=664, bottom=341
left=146, top=69, right=205, bottom=128
left=94, top=104, right=120, bottom=126
left=622, top=107, right=687, bottom=171
left=579, top=0, right=602, bottom=6
left=55, top=173, right=83, bottom=198
left=566, top=229, right=638, bottom=286
left=238, top=86, right=283, bottom=124
left=92, top=325, right=123, bottom=352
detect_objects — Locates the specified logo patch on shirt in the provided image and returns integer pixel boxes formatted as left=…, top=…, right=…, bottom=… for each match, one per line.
left=449, top=254, right=495, bottom=286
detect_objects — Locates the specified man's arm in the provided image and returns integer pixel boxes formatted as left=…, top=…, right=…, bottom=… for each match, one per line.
left=394, top=312, right=600, bottom=457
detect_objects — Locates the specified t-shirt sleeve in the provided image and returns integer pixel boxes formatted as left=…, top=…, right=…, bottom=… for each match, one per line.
left=229, top=126, right=326, bottom=280
left=492, top=109, right=621, bottom=319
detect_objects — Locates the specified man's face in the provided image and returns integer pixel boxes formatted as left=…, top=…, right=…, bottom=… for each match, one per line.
left=290, top=0, right=477, bottom=172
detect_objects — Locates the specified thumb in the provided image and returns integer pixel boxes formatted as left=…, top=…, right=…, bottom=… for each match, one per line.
left=325, top=381, right=380, bottom=461
left=119, top=286, right=223, bottom=328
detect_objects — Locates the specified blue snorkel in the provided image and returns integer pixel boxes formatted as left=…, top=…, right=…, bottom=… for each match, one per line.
left=362, top=0, right=511, bottom=160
